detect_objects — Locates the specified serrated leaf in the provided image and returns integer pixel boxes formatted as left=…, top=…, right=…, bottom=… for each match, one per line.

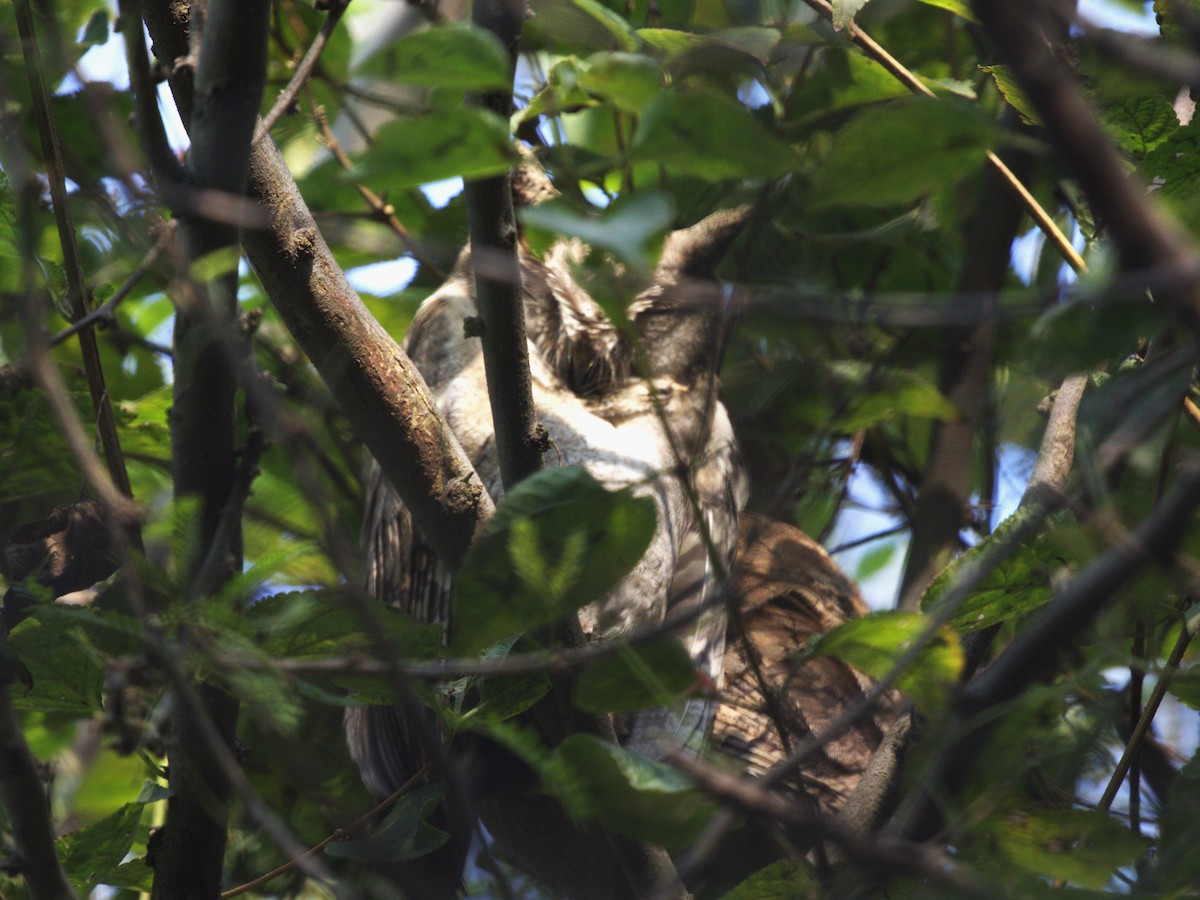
left=805, top=611, right=963, bottom=715
left=814, top=97, right=996, bottom=208
left=325, top=784, right=449, bottom=862
left=1142, top=120, right=1200, bottom=201
left=921, top=506, right=1071, bottom=632
left=383, top=24, right=511, bottom=90
left=573, top=638, right=697, bottom=713
left=980, top=65, right=1040, bottom=126
left=1102, top=94, right=1179, bottom=158
left=453, top=467, right=656, bottom=655
left=548, top=734, right=717, bottom=845
left=630, top=91, right=796, bottom=180
left=349, top=109, right=517, bottom=191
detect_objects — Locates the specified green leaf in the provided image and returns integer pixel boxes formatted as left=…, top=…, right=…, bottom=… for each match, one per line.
left=920, top=506, right=1071, bottom=632
left=382, top=24, right=511, bottom=90
left=855, top=542, right=896, bottom=581
left=721, top=859, right=820, bottom=899
left=59, top=801, right=145, bottom=894
left=325, top=784, right=449, bottom=862
left=979, top=806, right=1149, bottom=889
left=519, top=192, right=675, bottom=270
left=630, top=90, right=796, bottom=181
left=833, top=0, right=872, bottom=29
left=528, top=0, right=640, bottom=52
left=548, top=734, right=717, bottom=845
left=813, top=97, right=996, bottom=208
left=913, top=0, right=976, bottom=21
left=1102, top=94, right=1179, bottom=158
left=349, top=109, right=517, bottom=191
left=980, top=65, right=1040, bottom=126
left=1141, top=120, right=1200, bottom=201
left=79, top=9, right=109, bottom=47
left=578, top=52, right=663, bottom=115
left=834, top=366, right=958, bottom=429
left=805, top=611, right=963, bottom=715
left=452, top=467, right=656, bottom=655
left=573, top=638, right=697, bottom=713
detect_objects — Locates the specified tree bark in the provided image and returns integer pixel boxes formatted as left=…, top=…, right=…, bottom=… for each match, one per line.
left=146, top=1, right=269, bottom=896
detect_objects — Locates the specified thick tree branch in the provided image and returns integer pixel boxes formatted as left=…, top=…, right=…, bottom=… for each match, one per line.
left=0, top=661, right=74, bottom=900
left=147, top=1, right=270, bottom=897
left=141, top=1, right=495, bottom=571
left=895, top=462, right=1200, bottom=842
left=464, top=0, right=545, bottom=489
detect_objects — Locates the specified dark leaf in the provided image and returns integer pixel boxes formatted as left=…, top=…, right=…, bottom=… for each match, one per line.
left=572, top=637, right=698, bottom=713
left=325, top=784, right=449, bottom=862
left=452, top=467, right=656, bottom=655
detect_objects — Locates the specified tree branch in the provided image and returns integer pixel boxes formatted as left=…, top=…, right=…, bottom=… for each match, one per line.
left=897, top=131, right=1034, bottom=609
left=0, top=659, right=74, bottom=900
left=145, top=0, right=270, bottom=896
left=896, top=462, right=1200, bottom=842
left=973, top=0, right=1200, bottom=328
left=464, top=0, right=545, bottom=489
left=17, top=0, right=136, bottom=511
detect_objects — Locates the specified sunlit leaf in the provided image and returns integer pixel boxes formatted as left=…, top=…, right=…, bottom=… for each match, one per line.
left=977, top=806, right=1149, bottom=889
left=519, top=192, right=675, bottom=270
left=349, top=109, right=517, bottom=190
left=804, top=611, right=963, bottom=714
left=379, top=24, right=511, bottom=90
left=630, top=90, right=796, bottom=180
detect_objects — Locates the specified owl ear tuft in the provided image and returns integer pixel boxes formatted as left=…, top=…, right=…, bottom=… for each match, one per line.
left=654, top=205, right=752, bottom=285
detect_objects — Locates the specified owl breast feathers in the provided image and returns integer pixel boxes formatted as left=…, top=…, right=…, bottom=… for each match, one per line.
left=347, top=208, right=750, bottom=799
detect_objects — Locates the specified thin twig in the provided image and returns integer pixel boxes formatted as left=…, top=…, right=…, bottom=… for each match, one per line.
left=18, top=0, right=137, bottom=506
left=308, top=96, right=444, bottom=277
left=49, top=223, right=175, bottom=348
left=220, top=763, right=432, bottom=898
left=1098, top=605, right=1196, bottom=812
left=253, top=0, right=348, bottom=145
left=666, top=751, right=990, bottom=896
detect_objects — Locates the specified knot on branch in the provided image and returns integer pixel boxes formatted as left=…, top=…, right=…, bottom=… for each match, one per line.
left=463, top=315, right=486, bottom=339
left=288, top=226, right=318, bottom=260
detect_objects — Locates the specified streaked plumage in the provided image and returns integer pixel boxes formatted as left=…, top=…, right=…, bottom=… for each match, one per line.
left=715, top=513, right=896, bottom=816
left=347, top=207, right=751, bottom=801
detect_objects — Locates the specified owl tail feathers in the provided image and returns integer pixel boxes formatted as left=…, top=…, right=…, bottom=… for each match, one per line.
left=343, top=703, right=475, bottom=895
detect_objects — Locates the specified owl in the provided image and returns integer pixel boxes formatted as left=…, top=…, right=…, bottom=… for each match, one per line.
left=344, top=205, right=751, bottom=805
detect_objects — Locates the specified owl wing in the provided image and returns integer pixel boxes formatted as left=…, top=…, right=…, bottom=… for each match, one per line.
left=713, top=513, right=896, bottom=817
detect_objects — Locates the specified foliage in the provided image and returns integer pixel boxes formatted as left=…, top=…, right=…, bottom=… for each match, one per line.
left=3, top=0, right=1200, bottom=896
